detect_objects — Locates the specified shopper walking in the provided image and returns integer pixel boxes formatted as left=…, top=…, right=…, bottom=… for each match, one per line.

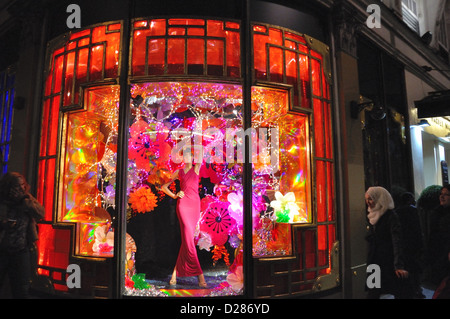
left=365, top=186, right=409, bottom=298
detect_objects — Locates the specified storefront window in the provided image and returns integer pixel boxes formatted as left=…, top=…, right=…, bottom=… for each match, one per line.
left=59, top=86, right=119, bottom=257
left=124, top=82, right=243, bottom=296
left=36, top=17, right=336, bottom=297
left=251, top=87, right=310, bottom=257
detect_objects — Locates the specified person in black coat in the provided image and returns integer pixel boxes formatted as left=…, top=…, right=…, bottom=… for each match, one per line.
left=426, top=185, right=450, bottom=290
left=396, top=192, right=425, bottom=298
left=0, top=172, right=45, bottom=298
left=365, top=186, right=409, bottom=299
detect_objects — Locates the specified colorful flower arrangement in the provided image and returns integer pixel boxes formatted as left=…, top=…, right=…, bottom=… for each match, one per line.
left=128, top=186, right=158, bottom=213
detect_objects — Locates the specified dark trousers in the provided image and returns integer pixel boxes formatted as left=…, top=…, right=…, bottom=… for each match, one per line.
left=0, top=249, right=31, bottom=298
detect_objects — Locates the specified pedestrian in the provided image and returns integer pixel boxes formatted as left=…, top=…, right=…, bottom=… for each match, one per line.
left=0, top=172, right=45, bottom=298
left=365, top=186, right=409, bottom=299
left=425, top=185, right=450, bottom=289
left=395, top=192, right=425, bottom=298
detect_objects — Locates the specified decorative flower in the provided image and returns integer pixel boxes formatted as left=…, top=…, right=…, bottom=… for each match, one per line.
left=197, top=231, right=213, bottom=251
left=227, top=266, right=243, bottom=292
left=199, top=199, right=235, bottom=246
left=125, top=275, right=135, bottom=289
left=128, top=186, right=158, bottom=213
left=211, top=245, right=230, bottom=266
left=128, top=132, right=154, bottom=171
left=131, top=273, right=150, bottom=290
left=270, top=191, right=300, bottom=223
left=93, top=225, right=114, bottom=253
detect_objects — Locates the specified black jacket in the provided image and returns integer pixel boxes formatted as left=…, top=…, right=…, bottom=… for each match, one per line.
left=0, top=195, right=45, bottom=253
left=427, top=205, right=450, bottom=284
left=366, top=209, right=405, bottom=293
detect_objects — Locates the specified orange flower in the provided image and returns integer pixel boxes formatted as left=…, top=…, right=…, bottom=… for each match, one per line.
left=128, top=186, right=158, bottom=213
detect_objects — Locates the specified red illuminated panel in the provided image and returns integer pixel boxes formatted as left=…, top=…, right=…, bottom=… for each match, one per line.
left=324, top=102, right=333, bottom=159
left=327, top=162, right=335, bottom=221
left=36, top=22, right=122, bottom=288
left=167, top=38, right=185, bottom=74
left=47, top=23, right=122, bottom=108
left=316, top=160, right=326, bottom=223
left=131, top=19, right=240, bottom=78
left=313, top=99, right=324, bottom=158
left=36, top=224, right=70, bottom=291
left=252, top=24, right=312, bottom=108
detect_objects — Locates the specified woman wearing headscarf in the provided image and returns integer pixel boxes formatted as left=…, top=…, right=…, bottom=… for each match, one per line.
left=365, top=186, right=409, bottom=298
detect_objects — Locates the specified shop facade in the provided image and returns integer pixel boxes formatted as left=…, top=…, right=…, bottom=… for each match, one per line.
left=19, top=0, right=338, bottom=298
left=1, top=0, right=449, bottom=299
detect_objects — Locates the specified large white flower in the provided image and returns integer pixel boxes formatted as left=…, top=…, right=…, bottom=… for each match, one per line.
left=270, top=191, right=300, bottom=222
left=93, top=225, right=114, bottom=252
left=197, top=231, right=213, bottom=251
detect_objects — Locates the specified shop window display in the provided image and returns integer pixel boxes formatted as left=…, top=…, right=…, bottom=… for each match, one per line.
left=36, top=18, right=336, bottom=297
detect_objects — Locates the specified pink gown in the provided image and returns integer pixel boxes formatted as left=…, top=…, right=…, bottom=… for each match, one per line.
left=175, top=166, right=203, bottom=277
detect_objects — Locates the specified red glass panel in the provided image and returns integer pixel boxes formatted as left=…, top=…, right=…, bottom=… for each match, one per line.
left=45, top=158, right=56, bottom=217
left=324, top=102, right=333, bottom=159
left=187, top=27, right=204, bottom=36
left=299, top=54, right=310, bottom=108
left=70, top=29, right=90, bottom=40
left=285, top=50, right=298, bottom=105
left=226, top=29, right=240, bottom=77
left=105, top=35, right=120, bottom=78
left=167, top=38, right=185, bottom=74
left=170, top=18, right=205, bottom=26
left=253, top=32, right=268, bottom=80
left=188, top=39, right=205, bottom=75
left=78, top=37, right=89, bottom=47
left=67, top=40, right=76, bottom=51
left=207, top=20, right=224, bottom=37
left=64, top=52, right=75, bottom=106
left=36, top=224, right=70, bottom=291
left=53, top=55, right=64, bottom=94
left=207, top=39, right=224, bottom=76
left=311, top=58, right=321, bottom=96
left=134, top=20, right=147, bottom=28
left=168, top=27, right=185, bottom=35
left=39, top=99, right=50, bottom=157
left=76, top=48, right=89, bottom=82
left=313, top=99, right=324, bottom=158
left=328, top=224, right=336, bottom=248
left=268, top=28, right=283, bottom=45
left=90, top=45, right=104, bottom=81
left=108, top=23, right=121, bottom=31
left=149, top=19, right=166, bottom=35
left=44, top=65, right=53, bottom=96
left=316, top=160, right=326, bottom=222
left=48, top=96, right=60, bottom=156
left=226, top=21, right=240, bottom=29
left=148, top=39, right=165, bottom=75
left=318, top=225, right=327, bottom=267
left=327, top=162, right=335, bottom=222
left=269, top=46, right=283, bottom=82
left=37, top=159, right=45, bottom=209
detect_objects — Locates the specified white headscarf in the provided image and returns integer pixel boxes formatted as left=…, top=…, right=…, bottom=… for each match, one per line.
left=366, top=186, right=395, bottom=225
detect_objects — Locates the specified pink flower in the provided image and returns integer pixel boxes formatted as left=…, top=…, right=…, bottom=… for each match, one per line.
left=226, top=266, right=243, bottom=292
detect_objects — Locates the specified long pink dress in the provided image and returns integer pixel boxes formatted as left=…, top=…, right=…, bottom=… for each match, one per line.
left=175, top=167, right=203, bottom=277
